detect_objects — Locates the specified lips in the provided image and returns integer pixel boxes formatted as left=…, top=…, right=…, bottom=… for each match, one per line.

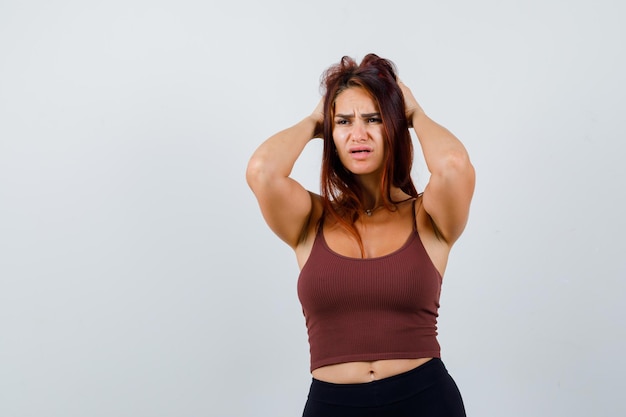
left=346, top=146, right=373, bottom=161
left=348, top=146, right=372, bottom=154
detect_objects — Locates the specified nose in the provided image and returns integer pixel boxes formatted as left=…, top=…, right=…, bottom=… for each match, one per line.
left=351, top=120, right=367, bottom=141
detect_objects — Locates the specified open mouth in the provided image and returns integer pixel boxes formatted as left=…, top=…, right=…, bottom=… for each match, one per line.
left=349, top=147, right=372, bottom=154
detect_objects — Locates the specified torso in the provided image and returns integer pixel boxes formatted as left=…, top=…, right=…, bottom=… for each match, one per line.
left=295, top=193, right=452, bottom=384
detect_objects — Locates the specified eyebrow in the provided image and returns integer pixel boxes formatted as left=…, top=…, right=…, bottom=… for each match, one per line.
left=335, top=112, right=381, bottom=119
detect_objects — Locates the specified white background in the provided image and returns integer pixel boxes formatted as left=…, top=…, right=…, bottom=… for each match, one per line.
left=1, top=1, right=624, bottom=416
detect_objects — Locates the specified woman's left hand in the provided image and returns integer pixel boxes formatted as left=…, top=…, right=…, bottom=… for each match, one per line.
left=398, top=80, right=424, bottom=126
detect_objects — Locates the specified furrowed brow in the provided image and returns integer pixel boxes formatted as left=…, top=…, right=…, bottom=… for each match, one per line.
left=334, top=112, right=380, bottom=119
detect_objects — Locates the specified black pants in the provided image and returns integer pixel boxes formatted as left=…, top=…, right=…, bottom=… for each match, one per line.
left=302, top=358, right=466, bottom=417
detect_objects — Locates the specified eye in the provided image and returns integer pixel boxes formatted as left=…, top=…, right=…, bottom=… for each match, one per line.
left=335, top=118, right=349, bottom=125
left=368, top=117, right=382, bottom=124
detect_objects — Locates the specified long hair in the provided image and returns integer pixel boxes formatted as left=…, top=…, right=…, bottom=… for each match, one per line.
left=319, top=54, right=418, bottom=252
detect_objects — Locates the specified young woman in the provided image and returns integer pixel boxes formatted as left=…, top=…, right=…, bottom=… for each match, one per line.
left=246, top=54, right=475, bottom=416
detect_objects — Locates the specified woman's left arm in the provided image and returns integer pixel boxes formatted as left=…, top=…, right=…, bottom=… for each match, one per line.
left=400, top=82, right=475, bottom=245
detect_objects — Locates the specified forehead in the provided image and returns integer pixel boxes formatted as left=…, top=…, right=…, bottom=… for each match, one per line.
left=334, top=87, right=378, bottom=112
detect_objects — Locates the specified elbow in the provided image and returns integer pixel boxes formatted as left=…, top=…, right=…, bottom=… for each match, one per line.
left=245, top=155, right=265, bottom=191
left=436, top=150, right=475, bottom=184
left=246, top=152, right=277, bottom=192
left=441, top=148, right=472, bottom=171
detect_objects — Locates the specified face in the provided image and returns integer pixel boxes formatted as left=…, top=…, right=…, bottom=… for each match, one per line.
left=332, top=87, right=386, bottom=178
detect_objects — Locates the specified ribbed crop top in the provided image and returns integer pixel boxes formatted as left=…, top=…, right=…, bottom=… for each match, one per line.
left=297, top=211, right=442, bottom=372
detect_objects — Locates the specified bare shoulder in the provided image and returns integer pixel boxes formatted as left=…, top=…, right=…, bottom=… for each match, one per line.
left=414, top=195, right=452, bottom=277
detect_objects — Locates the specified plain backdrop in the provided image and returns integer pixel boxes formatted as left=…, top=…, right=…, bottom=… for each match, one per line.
left=1, top=1, right=625, bottom=416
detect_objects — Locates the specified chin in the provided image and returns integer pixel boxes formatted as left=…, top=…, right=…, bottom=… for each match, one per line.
left=348, top=168, right=382, bottom=177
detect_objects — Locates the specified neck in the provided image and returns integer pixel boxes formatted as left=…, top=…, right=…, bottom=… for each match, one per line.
left=361, top=186, right=411, bottom=214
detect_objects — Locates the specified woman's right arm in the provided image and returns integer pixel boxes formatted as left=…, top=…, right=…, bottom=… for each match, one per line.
left=246, top=101, right=324, bottom=249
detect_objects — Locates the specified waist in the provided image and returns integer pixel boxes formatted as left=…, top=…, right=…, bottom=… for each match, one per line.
left=307, top=358, right=452, bottom=408
left=311, top=357, right=434, bottom=384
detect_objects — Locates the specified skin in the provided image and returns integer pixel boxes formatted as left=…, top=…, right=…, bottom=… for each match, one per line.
left=247, top=80, right=475, bottom=384
left=332, top=87, right=386, bottom=185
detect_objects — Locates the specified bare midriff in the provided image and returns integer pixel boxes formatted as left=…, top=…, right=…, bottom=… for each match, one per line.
left=311, top=357, right=433, bottom=384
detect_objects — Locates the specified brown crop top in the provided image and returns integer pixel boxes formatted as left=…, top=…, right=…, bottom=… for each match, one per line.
left=297, top=204, right=442, bottom=372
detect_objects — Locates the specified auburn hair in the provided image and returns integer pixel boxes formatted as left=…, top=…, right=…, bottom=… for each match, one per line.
left=319, top=54, right=418, bottom=252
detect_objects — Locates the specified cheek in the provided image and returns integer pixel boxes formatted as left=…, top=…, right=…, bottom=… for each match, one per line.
left=332, top=129, right=347, bottom=142
left=332, top=132, right=348, bottom=152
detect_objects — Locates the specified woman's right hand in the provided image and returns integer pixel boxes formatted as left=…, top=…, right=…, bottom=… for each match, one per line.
left=310, top=98, right=325, bottom=138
